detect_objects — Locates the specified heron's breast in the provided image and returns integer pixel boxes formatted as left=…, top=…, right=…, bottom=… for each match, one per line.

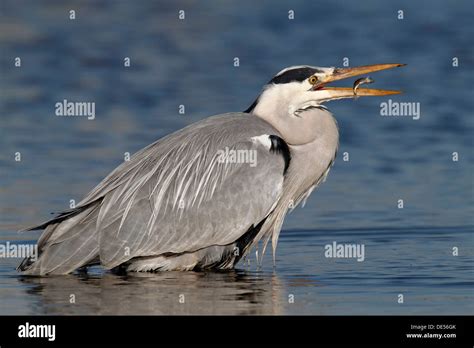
left=287, top=116, right=339, bottom=193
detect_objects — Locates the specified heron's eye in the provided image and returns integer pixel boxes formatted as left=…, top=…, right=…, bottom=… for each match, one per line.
left=308, top=76, right=318, bottom=85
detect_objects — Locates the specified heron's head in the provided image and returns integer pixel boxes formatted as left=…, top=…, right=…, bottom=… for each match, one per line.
left=247, top=63, right=404, bottom=145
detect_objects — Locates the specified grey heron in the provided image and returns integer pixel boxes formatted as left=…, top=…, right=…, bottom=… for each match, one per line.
left=19, top=63, right=404, bottom=275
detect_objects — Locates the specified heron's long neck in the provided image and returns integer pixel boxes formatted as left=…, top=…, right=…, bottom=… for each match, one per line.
left=284, top=110, right=339, bottom=205
left=251, top=101, right=339, bottom=198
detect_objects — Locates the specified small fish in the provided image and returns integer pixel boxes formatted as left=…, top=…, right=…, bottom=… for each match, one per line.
left=353, top=77, right=374, bottom=95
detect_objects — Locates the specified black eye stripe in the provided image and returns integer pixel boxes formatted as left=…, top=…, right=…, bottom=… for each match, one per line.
left=244, top=66, right=325, bottom=113
left=270, top=67, right=322, bottom=84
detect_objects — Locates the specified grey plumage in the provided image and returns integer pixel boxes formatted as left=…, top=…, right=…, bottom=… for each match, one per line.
left=19, top=63, right=403, bottom=275
left=20, top=114, right=292, bottom=274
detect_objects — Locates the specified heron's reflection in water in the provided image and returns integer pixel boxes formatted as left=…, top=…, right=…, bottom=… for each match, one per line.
left=19, top=269, right=286, bottom=315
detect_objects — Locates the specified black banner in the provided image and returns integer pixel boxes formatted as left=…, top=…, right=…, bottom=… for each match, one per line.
left=0, top=315, right=472, bottom=346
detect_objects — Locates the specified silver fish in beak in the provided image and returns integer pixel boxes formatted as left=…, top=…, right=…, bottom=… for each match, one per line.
left=353, top=77, right=374, bottom=95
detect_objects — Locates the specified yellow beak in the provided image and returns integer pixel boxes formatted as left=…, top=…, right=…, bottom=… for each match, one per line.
left=315, top=63, right=405, bottom=97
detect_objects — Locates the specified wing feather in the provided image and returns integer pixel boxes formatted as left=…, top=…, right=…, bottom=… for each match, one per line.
left=92, top=114, right=286, bottom=268
left=21, top=113, right=288, bottom=273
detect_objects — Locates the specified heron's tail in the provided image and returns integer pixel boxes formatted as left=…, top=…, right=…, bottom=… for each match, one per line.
left=18, top=203, right=101, bottom=275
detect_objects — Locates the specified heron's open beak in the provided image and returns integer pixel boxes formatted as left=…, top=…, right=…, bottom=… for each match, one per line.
left=314, top=63, right=405, bottom=99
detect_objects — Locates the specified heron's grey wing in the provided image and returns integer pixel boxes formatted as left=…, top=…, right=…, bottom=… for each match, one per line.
left=91, top=113, right=287, bottom=269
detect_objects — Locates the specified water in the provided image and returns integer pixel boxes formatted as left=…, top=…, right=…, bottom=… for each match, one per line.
left=0, top=0, right=473, bottom=315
